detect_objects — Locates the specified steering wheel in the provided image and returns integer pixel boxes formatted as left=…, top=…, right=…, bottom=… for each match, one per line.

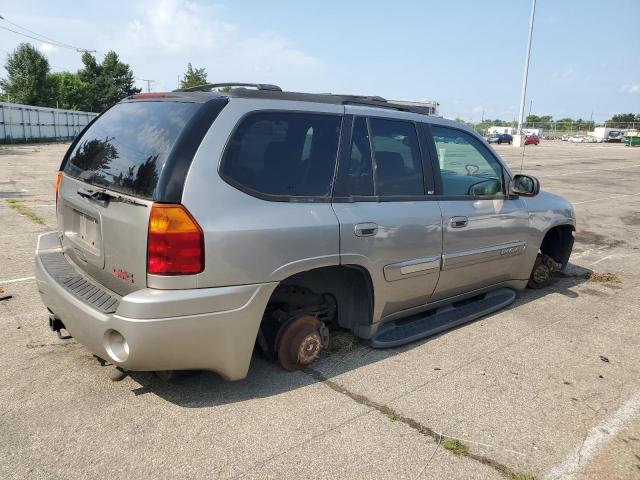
left=465, top=164, right=479, bottom=176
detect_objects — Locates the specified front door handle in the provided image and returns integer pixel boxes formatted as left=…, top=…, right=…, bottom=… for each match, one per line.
left=354, top=222, right=378, bottom=237
left=449, top=216, right=469, bottom=228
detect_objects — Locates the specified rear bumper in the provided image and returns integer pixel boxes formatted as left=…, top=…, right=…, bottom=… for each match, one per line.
left=35, top=232, right=278, bottom=380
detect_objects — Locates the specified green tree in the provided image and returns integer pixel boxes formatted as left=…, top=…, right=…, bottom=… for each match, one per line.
left=45, top=71, right=90, bottom=110
left=555, top=118, right=574, bottom=131
left=100, top=51, right=139, bottom=107
left=77, top=51, right=140, bottom=112
left=525, top=115, right=553, bottom=130
left=605, top=113, right=639, bottom=128
left=180, top=63, right=208, bottom=89
left=0, top=43, right=50, bottom=104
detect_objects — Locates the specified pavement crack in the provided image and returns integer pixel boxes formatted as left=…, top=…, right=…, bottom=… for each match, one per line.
left=304, top=367, right=519, bottom=478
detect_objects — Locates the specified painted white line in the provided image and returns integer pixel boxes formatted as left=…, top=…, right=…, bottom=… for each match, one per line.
left=545, top=390, right=640, bottom=480
left=573, top=192, right=640, bottom=205
left=590, top=254, right=614, bottom=266
left=0, top=276, right=35, bottom=285
left=537, top=163, right=640, bottom=178
left=0, top=204, right=55, bottom=208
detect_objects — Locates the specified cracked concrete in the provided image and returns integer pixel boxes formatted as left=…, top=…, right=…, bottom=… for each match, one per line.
left=1, top=141, right=640, bottom=479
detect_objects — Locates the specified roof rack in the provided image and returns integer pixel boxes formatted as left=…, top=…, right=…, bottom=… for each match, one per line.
left=171, top=82, right=436, bottom=115
left=176, top=82, right=282, bottom=92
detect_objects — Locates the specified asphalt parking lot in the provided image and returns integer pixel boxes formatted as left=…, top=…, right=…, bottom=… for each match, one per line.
left=1, top=140, right=639, bottom=480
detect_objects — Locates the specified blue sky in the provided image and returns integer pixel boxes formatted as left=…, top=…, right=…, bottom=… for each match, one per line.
left=1, top=0, right=638, bottom=121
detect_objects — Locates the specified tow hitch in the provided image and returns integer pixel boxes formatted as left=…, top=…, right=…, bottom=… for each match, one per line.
left=48, top=314, right=72, bottom=340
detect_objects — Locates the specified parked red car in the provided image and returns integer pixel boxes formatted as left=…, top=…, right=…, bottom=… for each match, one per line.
left=525, top=135, right=540, bottom=145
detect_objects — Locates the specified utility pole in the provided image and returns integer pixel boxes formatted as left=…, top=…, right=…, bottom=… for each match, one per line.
left=516, top=0, right=536, bottom=136
left=138, top=78, right=154, bottom=93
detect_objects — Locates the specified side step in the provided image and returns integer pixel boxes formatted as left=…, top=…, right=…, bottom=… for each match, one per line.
left=370, top=288, right=516, bottom=348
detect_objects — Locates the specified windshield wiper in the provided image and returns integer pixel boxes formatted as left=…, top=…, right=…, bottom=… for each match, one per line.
left=77, top=187, right=147, bottom=207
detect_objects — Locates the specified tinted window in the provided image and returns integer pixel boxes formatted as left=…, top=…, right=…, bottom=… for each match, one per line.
left=369, top=118, right=424, bottom=196
left=343, top=117, right=374, bottom=196
left=64, top=101, right=199, bottom=199
left=432, top=126, right=505, bottom=197
left=222, top=112, right=342, bottom=197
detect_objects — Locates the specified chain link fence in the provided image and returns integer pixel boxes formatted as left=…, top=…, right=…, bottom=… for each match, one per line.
left=0, top=101, right=97, bottom=144
left=472, top=121, right=638, bottom=140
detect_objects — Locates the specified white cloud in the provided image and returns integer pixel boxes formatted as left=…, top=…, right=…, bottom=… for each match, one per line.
left=38, top=42, right=58, bottom=54
left=621, top=84, right=640, bottom=93
left=122, top=0, right=324, bottom=85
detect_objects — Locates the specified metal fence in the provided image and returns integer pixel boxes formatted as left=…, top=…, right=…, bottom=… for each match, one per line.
left=0, top=102, right=97, bottom=144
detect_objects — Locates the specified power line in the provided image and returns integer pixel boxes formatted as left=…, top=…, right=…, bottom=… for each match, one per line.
left=0, top=15, right=95, bottom=53
left=137, top=78, right=155, bottom=93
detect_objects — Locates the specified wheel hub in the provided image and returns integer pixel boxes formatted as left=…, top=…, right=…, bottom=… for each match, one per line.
left=297, top=333, right=321, bottom=365
left=533, top=264, right=550, bottom=283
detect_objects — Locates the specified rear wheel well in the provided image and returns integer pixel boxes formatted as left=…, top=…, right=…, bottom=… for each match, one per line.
left=539, top=225, right=575, bottom=269
left=258, top=265, right=374, bottom=357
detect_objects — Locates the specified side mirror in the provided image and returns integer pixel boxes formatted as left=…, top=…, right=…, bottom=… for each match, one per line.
left=511, top=174, right=540, bottom=197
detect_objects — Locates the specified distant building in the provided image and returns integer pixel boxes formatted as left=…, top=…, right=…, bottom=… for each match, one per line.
left=522, top=128, right=542, bottom=137
left=388, top=100, right=439, bottom=116
left=488, top=126, right=515, bottom=135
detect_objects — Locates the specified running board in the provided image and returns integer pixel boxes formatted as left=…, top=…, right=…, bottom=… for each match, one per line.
left=370, top=288, right=517, bottom=348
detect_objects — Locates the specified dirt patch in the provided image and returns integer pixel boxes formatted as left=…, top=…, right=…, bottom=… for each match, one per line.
left=585, top=272, right=621, bottom=284
left=576, top=230, right=626, bottom=249
left=620, top=212, right=640, bottom=226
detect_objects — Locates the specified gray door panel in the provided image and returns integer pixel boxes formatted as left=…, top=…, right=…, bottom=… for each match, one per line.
left=332, top=202, right=443, bottom=321
left=434, top=197, right=530, bottom=300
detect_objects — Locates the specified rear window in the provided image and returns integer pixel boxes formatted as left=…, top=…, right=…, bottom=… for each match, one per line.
left=222, top=112, right=342, bottom=198
left=63, top=101, right=200, bottom=199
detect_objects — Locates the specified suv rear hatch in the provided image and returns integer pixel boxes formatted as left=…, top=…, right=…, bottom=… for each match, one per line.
left=57, top=95, right=227, bottom=296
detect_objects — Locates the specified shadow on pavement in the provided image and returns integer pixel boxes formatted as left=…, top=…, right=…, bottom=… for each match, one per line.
left=126, top=262, right=594, bottom=408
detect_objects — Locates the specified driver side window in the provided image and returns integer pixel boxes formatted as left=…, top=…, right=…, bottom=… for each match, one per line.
left=431, top=126, right=505, bottom=197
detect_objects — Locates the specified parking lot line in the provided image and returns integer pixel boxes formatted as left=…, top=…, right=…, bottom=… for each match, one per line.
left=590, top=254, right=614, bottom=266
left=573, top=192, right=640, bottom=205
left=536, top=163, right=640, bottom=178
left=544, top=390, right=640, bottom=480
left=0, top=276, right=35, bottom=285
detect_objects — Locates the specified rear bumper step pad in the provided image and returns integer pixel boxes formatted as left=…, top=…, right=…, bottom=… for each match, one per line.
left=39, top=252, right=120, bottom=314
left=370, top=288, right=516, bottom=348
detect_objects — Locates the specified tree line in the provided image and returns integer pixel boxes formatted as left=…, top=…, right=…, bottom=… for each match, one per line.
left=473, top=113, right=639, bottom=132
left=0, top=43, right=213, bottom=113
left=0, top=43, right=141, bottom=112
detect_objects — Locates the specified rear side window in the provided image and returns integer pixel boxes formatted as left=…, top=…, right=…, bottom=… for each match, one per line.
left=64, top=101, right=200, bottom=199
left=222, top=112, right=342, bottom=198
left=344, top=117, right=374, bottom=196
left=369, top=118, right=424, bottom=196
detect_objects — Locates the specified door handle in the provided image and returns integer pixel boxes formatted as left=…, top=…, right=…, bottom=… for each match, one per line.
left=354, top=222, right=378, bottom=237
left=449, top=216, right=468, bottom=228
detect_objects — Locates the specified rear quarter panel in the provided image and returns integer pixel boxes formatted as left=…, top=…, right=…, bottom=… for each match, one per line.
left=182, top=98, right=344, bottom=288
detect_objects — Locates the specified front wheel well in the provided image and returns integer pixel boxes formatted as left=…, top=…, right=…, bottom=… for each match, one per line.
left=539, top=225, right=575, bottom=269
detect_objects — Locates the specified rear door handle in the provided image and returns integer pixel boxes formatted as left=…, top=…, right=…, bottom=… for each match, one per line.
left=449, top=216, right=468, bottom=228
left=354, top=222, right=378, bottom=237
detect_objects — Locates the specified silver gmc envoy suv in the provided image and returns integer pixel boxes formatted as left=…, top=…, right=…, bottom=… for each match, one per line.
left=35, top=83, right=575, bottom=381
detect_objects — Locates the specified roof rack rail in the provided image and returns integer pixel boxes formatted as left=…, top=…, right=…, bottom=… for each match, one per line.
left=176, top=82, right=282, bottom=92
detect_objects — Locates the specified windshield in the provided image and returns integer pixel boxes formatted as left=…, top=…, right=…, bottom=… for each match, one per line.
left=64, top=101, right=199, bottom=199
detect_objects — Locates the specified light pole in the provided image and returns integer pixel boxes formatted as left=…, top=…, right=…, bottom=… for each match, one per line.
left=516, top=0, right=536, bottom=136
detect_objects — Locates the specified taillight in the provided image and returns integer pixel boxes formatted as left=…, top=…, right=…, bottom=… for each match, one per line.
left=147, top=203, right=204, bottom=275
left=55, top=171, right=63, bottom=209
